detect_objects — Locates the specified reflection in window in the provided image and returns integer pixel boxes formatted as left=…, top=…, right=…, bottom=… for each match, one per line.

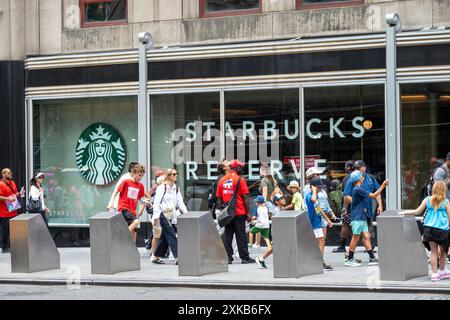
left=150, top=93, right=220, bottom=211
left=401, top=83, right=450, bottom=209
left=33, top=96, right=138, bottom=225
left=301, top=0, right=352, bottom=4
left=304, top=85, right=385, bottom=194
left=84, top=0, right=126, bottom=23
left=206, top=0, right=260, bottom=12
left=224, top=89, right=300, bottom=196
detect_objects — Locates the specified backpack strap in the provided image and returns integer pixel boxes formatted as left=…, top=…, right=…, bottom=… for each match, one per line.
left=160, top=184, right=167, bottom=205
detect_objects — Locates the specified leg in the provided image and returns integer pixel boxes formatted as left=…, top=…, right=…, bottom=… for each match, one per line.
left=154, top=230, right=169, bottom=258
left=0, top=218, right=7, bottom=249
left=248, top=232, right=254, bottom=246
left=361, top=231, right=373, bottom=251
left=160, top=216, right=178, bottom=259
left=429, top=241, right=439, bottom=274
left=262, top=237, right=273, bottom=259
left=233, top=216, right=251, bottom=260
left=317, top=237, right=325, bottom=257
left=439, top=245, right=447, bottom=272
left=222, top=221, right=235, bottom=261
left=255, top=233, right=261, bottom=246
left=349, top=235, right=361, bottom=254
left=128, top=220, right=139, bottom=243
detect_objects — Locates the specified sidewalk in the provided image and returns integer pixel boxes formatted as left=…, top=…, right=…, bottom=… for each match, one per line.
left=0, top=247, right=449, bottom=294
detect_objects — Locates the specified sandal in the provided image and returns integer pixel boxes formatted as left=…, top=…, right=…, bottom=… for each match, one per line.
left=152, top=258, right=165, bottom=264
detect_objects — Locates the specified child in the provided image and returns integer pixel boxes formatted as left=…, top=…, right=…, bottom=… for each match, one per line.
left=329, top=179, right=343, bottom=215
left=250, top=195, right=272, bottom=268
left=345, top=171, right=388, bottom=267
left=107, top=164, right=146, bottom=243
left=401, top=180, right=450, bottom=281
left=305, top=178, right=334, bottom=271
left=284, top=180, right=304, bottom=211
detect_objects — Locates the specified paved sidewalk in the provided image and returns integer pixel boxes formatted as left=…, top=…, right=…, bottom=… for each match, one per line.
left=0, top=247, right=449, bottom=293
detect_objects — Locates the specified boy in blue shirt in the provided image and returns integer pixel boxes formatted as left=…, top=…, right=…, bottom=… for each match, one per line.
left=305, top=178, right=334, bottom=271
left=345, top=171, right=389, bottom=267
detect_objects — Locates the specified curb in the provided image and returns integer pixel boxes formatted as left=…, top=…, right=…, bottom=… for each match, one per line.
left=1, top=278, right=449, bottom=295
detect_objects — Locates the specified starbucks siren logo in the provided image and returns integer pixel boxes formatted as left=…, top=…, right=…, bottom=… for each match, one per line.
left=76, top=123, right=127, bottom=185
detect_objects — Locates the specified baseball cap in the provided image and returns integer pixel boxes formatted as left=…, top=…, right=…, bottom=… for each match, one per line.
left=255, top=195, right=265, bottom=203
left=446, top=152, right=450, bottom=160
left=310, top=177, right=322, bottom=187
left=229, top=159, right=245, bottom=169
left=272, top=193, right=284, bottom=203
left=350, top=171, right=364, bottom=183
left=34, top=172, right=45, bottom=179
left=305, top=167, right=323, bottom=178
left=345, top=160, right=354, bottom=170
left=354, top=160, right=366, bottom=168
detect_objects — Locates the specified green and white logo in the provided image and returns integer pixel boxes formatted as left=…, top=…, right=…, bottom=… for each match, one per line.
left=76, top=123, right=127, bottom=185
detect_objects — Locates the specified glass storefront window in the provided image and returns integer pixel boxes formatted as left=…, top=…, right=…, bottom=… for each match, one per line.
left=401, top=82, right=450, bottom=209
left=150, top=93, right=220, bottom=211
left=205, top=0, right=260, bottom=12
left=224, top=89, right=300, bottom=202
left=33, top=96, right=138, bottom=225
left=304, top=85, right=385, bottom=193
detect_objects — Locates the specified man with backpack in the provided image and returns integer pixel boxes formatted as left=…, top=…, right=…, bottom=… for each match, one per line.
left=432, top=152, right=450, bottom=201
left=216, top=159, right=255, bottom=264
left=208, top=160, right=229, bottom=219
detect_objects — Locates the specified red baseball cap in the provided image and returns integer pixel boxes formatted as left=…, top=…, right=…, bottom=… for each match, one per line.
left=229, top=159, right=245, bottom=169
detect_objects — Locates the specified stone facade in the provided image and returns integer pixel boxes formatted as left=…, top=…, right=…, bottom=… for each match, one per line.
left=0, top=0, right=449, bottom=59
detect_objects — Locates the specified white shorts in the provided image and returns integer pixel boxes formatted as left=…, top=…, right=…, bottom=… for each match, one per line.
left=313, top=228, right=324, bottom=239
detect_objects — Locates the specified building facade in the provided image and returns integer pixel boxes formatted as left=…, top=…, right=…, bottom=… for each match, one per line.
left=1, top=0, right=450, bottom=242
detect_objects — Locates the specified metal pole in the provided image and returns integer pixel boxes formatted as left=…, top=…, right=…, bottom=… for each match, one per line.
left=385, top=14, right=401, bottom=210
left=138, top=32, right=153, bottom=189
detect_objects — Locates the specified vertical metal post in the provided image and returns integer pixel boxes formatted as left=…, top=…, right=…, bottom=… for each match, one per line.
left=138, top=32, right=153, bottom=188
left=385, top=14, right=401, bottom=210
left=299, top=86, right=305, bottom=190
left=220, top=90, right=225, bottom=160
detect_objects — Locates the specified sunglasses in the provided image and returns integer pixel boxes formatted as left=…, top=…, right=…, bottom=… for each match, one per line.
left=169, top=173, right=178, bottom=176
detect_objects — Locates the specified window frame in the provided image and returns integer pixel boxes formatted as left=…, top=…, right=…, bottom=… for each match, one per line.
left=80, top=0, right=128, bottom=28
left=296, top=0, right=364, bottom=10
left=199, top=0, right=262, bottom=18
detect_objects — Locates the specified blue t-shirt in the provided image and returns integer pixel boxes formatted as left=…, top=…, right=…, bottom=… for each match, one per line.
left=351, top=186, right=371, bottom=221
left=424, top=197, right=449, bottom=230
left=344, top=173, right=380, bottom=216
left=305, top=192, right=322, bottom=229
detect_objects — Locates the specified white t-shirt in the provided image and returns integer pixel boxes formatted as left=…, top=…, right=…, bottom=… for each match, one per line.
left=255, top=205, right=270, bottom=229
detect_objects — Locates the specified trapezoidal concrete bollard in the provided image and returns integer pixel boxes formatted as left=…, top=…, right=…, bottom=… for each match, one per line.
left=177, top=211, right=228, bottom=276
left=10, top=214, right=60, bottom=273
left=272, top=211, right=323, bottom=278
left=89, top=212, right=140, bottom=274
left=377, top=210, right=428, bottom=281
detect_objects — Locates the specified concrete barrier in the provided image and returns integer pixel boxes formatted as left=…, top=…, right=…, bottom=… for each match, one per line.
left=90, top=212, right=140, bottom=274
left=377, top=210, right=428, bottom=281
left=10, top=214, right=60, bottom=273
left=272, top=211, right=323, bottom=278
left=178, top=211, right=228, bottom=276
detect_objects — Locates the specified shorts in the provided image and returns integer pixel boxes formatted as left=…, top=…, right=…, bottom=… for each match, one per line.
left=350, top=220, right=369, bottom=235
left=321, top=216, right=328, bottom=228
left=122, top=210, right=138, bottom=226
left=153, top=222, right=162, bottom=239
left=250, top=226, right=270, bottom=239
left=313, top=228, right=324, bottom=239
left=423, top=226, right=449, bottom=253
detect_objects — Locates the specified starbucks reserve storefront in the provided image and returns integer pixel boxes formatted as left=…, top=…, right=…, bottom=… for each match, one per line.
left=25, top=30, right=450, bottom=246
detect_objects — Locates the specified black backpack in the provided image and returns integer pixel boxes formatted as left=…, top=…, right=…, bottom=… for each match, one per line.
left=421, top=165, right=449, bottom=200
left=208, top=175, right=223, bottom=210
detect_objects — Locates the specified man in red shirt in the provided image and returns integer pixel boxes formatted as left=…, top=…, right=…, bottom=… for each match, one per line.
left=0, top=168, right=21, bottom=253
left=108, top=164, right=146, bottom=243
left=216, top=160, right=255, bottom=264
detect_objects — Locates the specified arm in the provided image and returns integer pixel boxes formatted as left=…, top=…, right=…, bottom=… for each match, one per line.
left=41, top=189, right=49, bottom=212
left=402, top=199, right=427, bottom=216
left=368, top=179, right=389, bottom=199
left=107, top=189, right=119, bottom=211
left=320, top=208, right=333, bottom=227
left=243, top=194, right=251, bottom=219
left=446, top=203, right=450, bottom=223
left=262, top=185, right=268, bottom=201
left=176, top=189, right=188, bottom=214
left=310, top=186, right=318, bottom=202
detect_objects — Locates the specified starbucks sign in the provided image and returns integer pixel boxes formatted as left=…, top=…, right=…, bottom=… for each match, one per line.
left=76, top=123, right=127, bottom=185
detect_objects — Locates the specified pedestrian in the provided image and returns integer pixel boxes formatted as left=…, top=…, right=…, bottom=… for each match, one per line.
left=209, top=159, right=229, bottom=219
left=333, top=160, right=354, bottom=253
left=303, top=166, right=324, bottom=197
left=0, top=168, right=24, bottom=253
left=317, top=182, right=338, bottom=261
left=432, top=152, right=450, bottom=201
left=151, top=168, right=188, bottom=265
left=305, top=178, right=334, bottom=271
left=216, top=159, right=255, bottom=264
left=107, top=162, right=138, bottom=212
left=401, top=180, right=450, bottom=281
left=28, top=172, right=50, bottom=226
left=343, top=160, right=383, bottom=260
left=284, top=180, right=304, bottom=211
left=344, top=171, right=388, bottom=267
left=250, top=195, right=272, bottom=269
left=329, top=179, right=343, bottom=215
left=107, top=164, right=146, bottom=243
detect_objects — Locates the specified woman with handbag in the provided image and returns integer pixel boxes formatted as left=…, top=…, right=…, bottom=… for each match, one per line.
left=151, top=168, right=187, bottom=265
left=28, top=172, right=50, bottom=226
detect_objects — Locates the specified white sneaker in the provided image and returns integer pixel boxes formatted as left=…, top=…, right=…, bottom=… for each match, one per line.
left=438, top=269, right=450, bottom=280
left=431, top=273, right=441, bottom=282
left=252, top=244, right=260, bottom=249
left=344, top=258, right=362, bottom=267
